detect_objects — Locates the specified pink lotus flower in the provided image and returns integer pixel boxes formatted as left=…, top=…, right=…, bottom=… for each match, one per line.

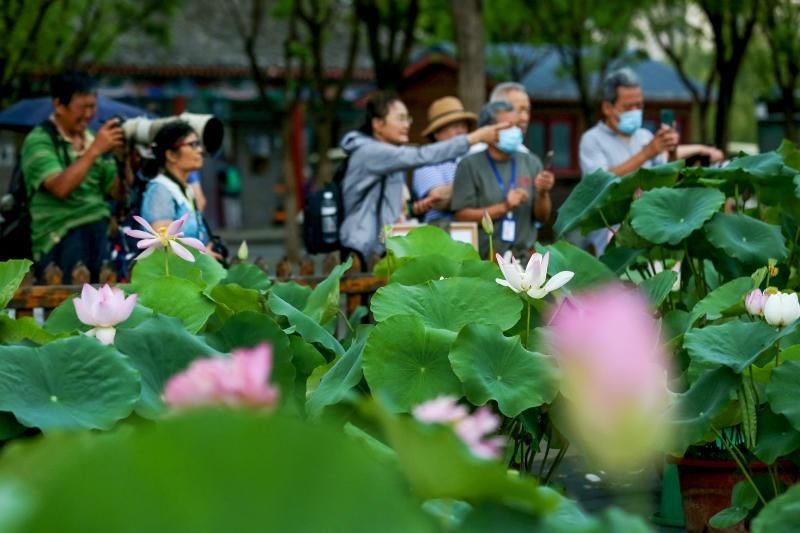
left=73, top=284, right=137, bottom=344
left=547, top=284, right=671, bottom=472
left=162, top=343, right=279, bottom=409
left=413, top=396, right=506, bottom=460
left=745, top=288, right=769, bottom=317
left=496, top=251, right=574, bottom=299
left=124, top=213, right=207, bottom=262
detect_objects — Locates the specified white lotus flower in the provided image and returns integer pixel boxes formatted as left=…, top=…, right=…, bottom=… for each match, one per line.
left=495, top=252, right=574, bottom=299
left=764, top=292, right=800, bottom=327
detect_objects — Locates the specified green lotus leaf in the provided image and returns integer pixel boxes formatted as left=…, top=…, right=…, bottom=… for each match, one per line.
left=0, top=259, right=32, bottom=309
left=270, top=281, right=312, bottom=310
left=386, top=225, right=480, bottom=262
left=130, top=248, right=225, bottom=292
left=135, top=276, right=215, bottom=334
left=752, top=483, right=800, bottom=533
left=0, top=412, right=25, bottom=440
left=630, top=187, right=725, bottom=245
left=704, top=213, right=788, bottom=265
left=362, top=315, right=461, bottom=412
left=688, top=277, right=753, bottom=325
left=371, top=277, right=521, bottom=333
left=753, top=407, right=800, bottom=464
left=668, top=366, right=739, bottom=456
left=307, top=325, right=371, bottom=418
left=303, top=257, right=352, bottom=324
left=536, top=240, right=616, bottom=291
left=114, top=315, right=219, bottom=418
left=0, top=336, right=140, bottom=431
left=448, top=324, right=558, bottom=417
left=553, top=169, right=620, bottom=237
left=684, top=320, right=781, bottom=373
left=222, top=262, right=271, bottom=291
left=0, top=315, right=64, bottom=345
left=390, top=255, right=498, bottom=286
left=766, top=361, right=800, bottom=433
left=209, top=283, right=263, bottom=317
left=0, top=411, right=435, bottom=533
left=267, top=293, right=344, bottom=357
left=599, top=247, right=644, bottom=275
left=376, top=404, right=561, bottom=514
left=638, top=270, right=677, bottom=307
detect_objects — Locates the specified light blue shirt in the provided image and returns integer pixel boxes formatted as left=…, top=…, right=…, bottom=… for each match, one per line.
left=579, top=121, right=666, bottom=175
left=140, top=175, right=209, bottom=244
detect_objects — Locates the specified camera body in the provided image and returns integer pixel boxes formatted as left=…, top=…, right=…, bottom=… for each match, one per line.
left=121, top=113, right=224, bottom=154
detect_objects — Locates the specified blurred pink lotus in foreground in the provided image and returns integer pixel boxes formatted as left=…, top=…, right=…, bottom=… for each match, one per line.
left=73, top=284, right=137, bottom=345
left=413, top=396, right=505, bottom=460
left=547, top=284, right=671, bottom=472
left=496, top=251, right=574, bottom=299
left=124, top=213, right=207, bottom=262
left=163, top=343, right=279, bottom=409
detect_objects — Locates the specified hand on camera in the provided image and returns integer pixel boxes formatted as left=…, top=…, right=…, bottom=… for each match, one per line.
left=91, top=119, right=125, bottom=156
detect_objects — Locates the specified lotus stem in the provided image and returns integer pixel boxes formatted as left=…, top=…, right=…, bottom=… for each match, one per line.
left=525, top=300, right=531, bottom=347
left=769, top=463, right=779, bottom=498
left=711, top=426, right=768, bottom=506
left=597, top=209, right=615, bottom=236
left=488, top=239, right=494, bottom=262
left=164, top=250, right=170, bottom=276
left=543, top=444, right=569, bottom=485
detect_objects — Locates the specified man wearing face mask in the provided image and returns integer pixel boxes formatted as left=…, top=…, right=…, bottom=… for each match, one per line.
left=579, top=67, right=722, bottom=177
left=452, top=101, right=554, bottom=259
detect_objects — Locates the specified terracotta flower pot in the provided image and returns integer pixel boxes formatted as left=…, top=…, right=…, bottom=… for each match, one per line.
left=675, top=457, right=797, bottom=533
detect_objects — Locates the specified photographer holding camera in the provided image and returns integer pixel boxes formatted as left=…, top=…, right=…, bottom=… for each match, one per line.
left=20, top=71, right=133, bottom=283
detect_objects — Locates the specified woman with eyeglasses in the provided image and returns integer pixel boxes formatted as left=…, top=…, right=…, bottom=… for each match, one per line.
left=140, top=121, right=210, bottom=245
left=339, top=92, right=508, bottom=265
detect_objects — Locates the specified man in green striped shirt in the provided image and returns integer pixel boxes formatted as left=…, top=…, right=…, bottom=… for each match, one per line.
left=20, top=71, right=127, bottom=283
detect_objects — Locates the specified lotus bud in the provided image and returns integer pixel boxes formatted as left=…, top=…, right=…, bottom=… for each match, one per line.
left=481, top=211, right=493, bottom=235
left=745, top=288, right=769, bottom=317
left=764, top=292, right=800, bottom=327
left=237, top=240, right=249, bottom=261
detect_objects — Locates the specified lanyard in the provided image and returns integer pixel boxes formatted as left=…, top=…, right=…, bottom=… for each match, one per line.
left=485, top=152, right=516, bottom=195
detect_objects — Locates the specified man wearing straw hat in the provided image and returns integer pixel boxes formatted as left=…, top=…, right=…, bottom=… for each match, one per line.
left=411, top=96, right=477, bottom=223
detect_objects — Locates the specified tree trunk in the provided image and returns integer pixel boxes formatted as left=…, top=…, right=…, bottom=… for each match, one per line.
left=698, top=99, right=711, bottom=145
left=713, top=75, right=735, bottom=151
left=781, top=84, right=798, bottom=142
left=316, top=108, right=335, bottom=185
left=282, top=105, right=301, bottom=262
left=450, top=0, right=485, bottom=114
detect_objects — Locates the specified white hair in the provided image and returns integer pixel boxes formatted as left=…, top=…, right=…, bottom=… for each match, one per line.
left=490, top=82, right=528, bottom=102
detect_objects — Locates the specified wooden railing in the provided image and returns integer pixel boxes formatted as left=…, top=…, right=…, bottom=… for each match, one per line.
left=7, top=253, right=387, bottom=318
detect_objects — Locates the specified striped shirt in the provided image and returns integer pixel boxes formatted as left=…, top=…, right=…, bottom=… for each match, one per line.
left=20, top=123, right=117, bottom=255
left=412, top=159, right=458, bottom=222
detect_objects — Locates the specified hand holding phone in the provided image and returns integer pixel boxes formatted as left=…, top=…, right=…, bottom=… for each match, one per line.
left=660, top=108, right=675, bottom=128
left=543, top=149, right=554, bottom=170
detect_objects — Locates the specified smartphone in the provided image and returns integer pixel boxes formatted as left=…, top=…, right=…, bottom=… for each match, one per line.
left=543, top=150, right=554, bottom=170
left=660, top=108, right=675, bottom=128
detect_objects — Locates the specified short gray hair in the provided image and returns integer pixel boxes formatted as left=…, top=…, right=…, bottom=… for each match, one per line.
left=490, top=81, right=527, bottom=102
left=602, top=68, right=641, bottom=104
left=478, top=100, right=515, bottom=127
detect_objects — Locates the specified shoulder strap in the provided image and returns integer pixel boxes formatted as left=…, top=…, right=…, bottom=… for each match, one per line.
left=38, top=119, right=70, bottom=166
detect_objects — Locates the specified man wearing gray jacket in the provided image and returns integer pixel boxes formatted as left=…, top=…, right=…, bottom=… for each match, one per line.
left=339, top=92, right=507, bottom=263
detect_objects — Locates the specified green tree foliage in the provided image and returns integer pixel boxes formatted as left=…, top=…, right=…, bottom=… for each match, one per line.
left=760, top=0, right=800, bottom=142
left=0, top=0, right=180, bottom=106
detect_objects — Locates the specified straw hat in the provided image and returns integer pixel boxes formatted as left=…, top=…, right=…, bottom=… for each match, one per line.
left=421, top=96, right=477, bottom=138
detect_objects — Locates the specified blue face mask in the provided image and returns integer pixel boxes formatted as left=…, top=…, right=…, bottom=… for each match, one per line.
left=617, top=109, right=642, bottom=135
left=497, top=126, right=523, bottom=154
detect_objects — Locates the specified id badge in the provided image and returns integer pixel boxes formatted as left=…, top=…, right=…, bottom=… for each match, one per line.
left=500, top=215, right=516, bottom=243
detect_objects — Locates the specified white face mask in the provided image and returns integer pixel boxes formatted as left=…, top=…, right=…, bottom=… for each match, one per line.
left=617, top=110, right=642, bottom=135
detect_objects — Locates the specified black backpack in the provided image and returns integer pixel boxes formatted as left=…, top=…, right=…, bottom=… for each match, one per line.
left=303, top=157, right=388, bottom=255
left=0, top=120, right=64, bottom=261
left=303, top=158, right=348, bottom=254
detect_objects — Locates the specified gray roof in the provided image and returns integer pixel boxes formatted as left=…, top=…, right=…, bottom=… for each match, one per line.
left=518, top=47, right=703, bottom=103
left=104, top=0, right=373, bottom=75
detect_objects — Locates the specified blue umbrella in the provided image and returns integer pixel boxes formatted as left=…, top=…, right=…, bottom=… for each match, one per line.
left=0, top=95, right=153, bottom=132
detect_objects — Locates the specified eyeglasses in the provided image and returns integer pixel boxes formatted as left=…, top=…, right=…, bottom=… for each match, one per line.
left=387, top=114, right=413, bottom=125
left=174, top=140, right=203, bottom=150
